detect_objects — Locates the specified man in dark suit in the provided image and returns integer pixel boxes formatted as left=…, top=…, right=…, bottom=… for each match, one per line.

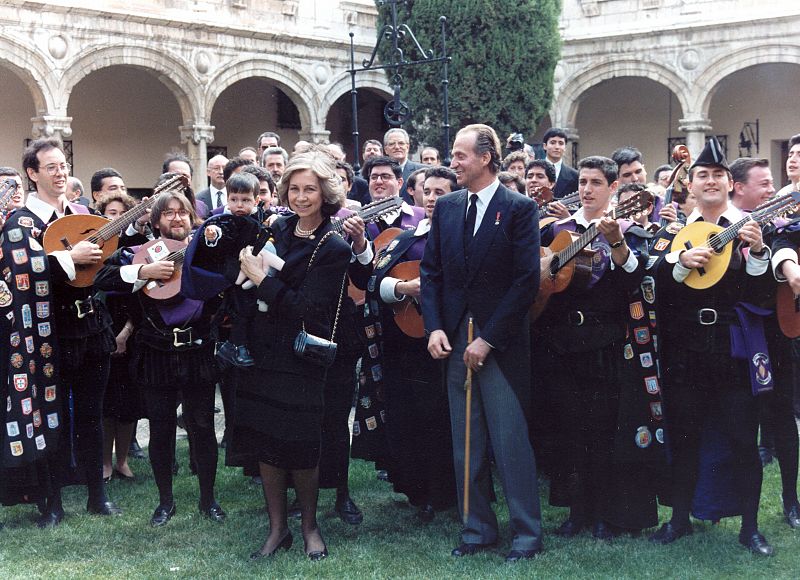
left=420, top=124, right=543, bottom=562
left=196, top=154, right=228, bottom=213
left=384, top=128, right=424, bottom=205
left=543, top=128, right=578, bottom=199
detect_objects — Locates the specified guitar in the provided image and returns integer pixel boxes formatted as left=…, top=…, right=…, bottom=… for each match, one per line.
left=131, top=238, right=187, bottom=300
left=43, top=174, right=188, bottom=287
left=386, top=260, right=424, bottom=338
left=777, top=267, right=800, bottom=338
left=530, top=190, right=653, bottom=322
left=329, top=196, right=404, bottom=306
left=670, top=190, right=800, bottom=290
left=660, top=145, right=691, bottom=228
left=539, top=191, right=581, bottom=229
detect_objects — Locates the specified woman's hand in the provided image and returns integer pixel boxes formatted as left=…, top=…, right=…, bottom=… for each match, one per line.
left=240, top=247, right=267, bottom=287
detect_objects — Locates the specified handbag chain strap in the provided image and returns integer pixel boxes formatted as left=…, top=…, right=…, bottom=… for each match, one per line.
left=300, top=230, right=348, bottom=341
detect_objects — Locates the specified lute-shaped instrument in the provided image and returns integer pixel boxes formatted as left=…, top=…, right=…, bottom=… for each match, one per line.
left=670, top=190, right=800, bottom=290
left=131, top=238, right=188, bottom=300
left=43, top=174, right=188, bottom=287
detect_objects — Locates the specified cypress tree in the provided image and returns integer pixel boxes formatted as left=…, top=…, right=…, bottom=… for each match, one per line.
left=375, top=0, right=561, bottom=153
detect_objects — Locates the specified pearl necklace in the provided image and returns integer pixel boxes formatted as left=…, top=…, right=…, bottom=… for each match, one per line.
left=294, top=222, right=318, bottom=238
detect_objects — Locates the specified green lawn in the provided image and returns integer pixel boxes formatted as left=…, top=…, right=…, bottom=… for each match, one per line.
left=1, top=445, right=798, bottom=579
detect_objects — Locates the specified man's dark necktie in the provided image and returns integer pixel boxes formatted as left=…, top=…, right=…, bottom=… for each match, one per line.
left=215, top=190, right=223, bottom=209
left=464, top=194, right=478, bottom=249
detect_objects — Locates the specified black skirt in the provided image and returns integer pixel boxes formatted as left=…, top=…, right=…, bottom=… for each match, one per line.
left=228, top=367, right=325, bottom=470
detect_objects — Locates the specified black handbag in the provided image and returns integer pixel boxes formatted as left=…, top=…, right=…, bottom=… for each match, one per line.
left=293, top=231, right=347, bottom=369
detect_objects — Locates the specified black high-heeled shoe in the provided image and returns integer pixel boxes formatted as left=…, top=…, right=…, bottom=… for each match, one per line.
left=249, top=532, right=293, bottom=561
left=304, top=529, right=328, bottom=561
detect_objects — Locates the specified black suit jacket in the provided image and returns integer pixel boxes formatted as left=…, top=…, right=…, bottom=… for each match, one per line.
left=553, top=163, right=578, bottom=199
left=421, top=183, right=540, bottom=351
left=401, top=160, right=425, bottom=204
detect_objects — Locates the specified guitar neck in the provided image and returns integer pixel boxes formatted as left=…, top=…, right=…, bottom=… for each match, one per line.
left=92, top=185, right=179, bottom=242
left=557, top=224, right=601, bottom=267
left=708, top=193, right=799, bottom=251
left=331, top=199, right=403, bottom=233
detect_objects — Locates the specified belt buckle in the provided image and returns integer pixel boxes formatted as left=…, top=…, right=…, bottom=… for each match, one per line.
left=567, top=311, right=585, bottom=326
left=74, top=298, right=94, bottom=319
left=173, top=327, right=192, bottom=347
left=697, top=308, right=717, bottom=325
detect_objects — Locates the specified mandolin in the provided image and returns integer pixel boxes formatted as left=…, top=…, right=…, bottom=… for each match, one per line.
left=530, top=190, right=653, bottom=322
left=131, top=238, right=188, bottom=300
left=670, top=190, right=800, bottom=290
left=385, top=260, right=424, bottom=338
left=43, top=174, right=188, bottom=287
left=330, top=196, right=404, bottom=306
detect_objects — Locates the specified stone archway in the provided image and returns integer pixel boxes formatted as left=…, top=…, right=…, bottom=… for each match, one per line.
left=0, top=36, right=54, bottom=115
left=555, top=59, right=692, bottom=131
left=205, top=58, right=317, bottom=142
left=59, top=45, right=199, bottom=124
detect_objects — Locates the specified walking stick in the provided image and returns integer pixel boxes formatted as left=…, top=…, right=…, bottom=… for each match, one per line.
left=463, top=317, right=474, bottom=525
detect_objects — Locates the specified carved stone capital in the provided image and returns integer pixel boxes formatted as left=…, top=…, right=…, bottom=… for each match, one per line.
left=179, top=124, right=215, bottom=145
left=31, top=116, right=73, bottom=139
left=298, top=129, right=331, bottom=144
left=678, top=117, right=712, bottom=134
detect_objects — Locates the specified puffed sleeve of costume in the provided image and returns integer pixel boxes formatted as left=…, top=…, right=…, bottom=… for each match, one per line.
left=94, top=247, right=136, bottom=293
left=256, top=236, right=351, bottom=318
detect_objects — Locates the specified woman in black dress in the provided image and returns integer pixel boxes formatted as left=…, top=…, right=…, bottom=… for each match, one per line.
left=232, top=150, right=351, bottom=561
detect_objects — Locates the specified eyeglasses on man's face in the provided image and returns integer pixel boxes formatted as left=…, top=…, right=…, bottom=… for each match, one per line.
left=42, top=162, right=70, bottom=176
left=162, top=209, right=190, bottom=219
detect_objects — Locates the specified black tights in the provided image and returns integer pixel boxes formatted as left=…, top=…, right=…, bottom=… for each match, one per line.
left=257, top=463, right=325, bottom=555
left=143, top=380, right=218, bottom=508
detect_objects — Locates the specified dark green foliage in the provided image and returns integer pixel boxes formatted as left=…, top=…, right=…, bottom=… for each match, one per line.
left=375, top=0, right=561, bottom=153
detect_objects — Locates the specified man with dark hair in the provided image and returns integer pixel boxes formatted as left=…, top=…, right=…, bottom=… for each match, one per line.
left=256, top=131, right=280, bottom=159
left=649, top=138, right=774, bottom=555
left=421, top=123, right=542, bottom=562
left=10, top=138, right=121, bottom=527
left=361, top=155, right=424, bottom=235
left=362, top=139, right=383, bottom=166
left=543, top=128, right=578, bottom=199
left=238, top=146, right=258, bottom=164
left=424, top=164, right=458, bottom=192
left=90, top=168, right=126, bottom=204
left=384, top=128, right=423, bottom=202
left=196, top=154, right=228, bottom=213
left=654, top=164, right=673, bottom=188
left=525, top=159, right=556, bottom=199
left=777, top=133, right=800, bottom=196
left=261, top=147, right=289, bottom=184
left=222, top=156, right=253, bottom=182
left=405, top=167, right=428, bottom=206
left=612, top=147, right=666, bottom=223
left=421, top=146, right=441, bottom=166
left=162, top=153, right=193, bottom=179
left=730, top=158, right=774, bottom=206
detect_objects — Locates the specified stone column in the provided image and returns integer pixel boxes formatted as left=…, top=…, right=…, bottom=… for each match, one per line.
left=678, top=116, right=712, bottom=159
left=298, top=128, right=331, bottom=145
left=31, top=115, right=73, bottom=141
left=179, top=124, right=215, bottom=193
left=564, top=126, right=580, bottom=167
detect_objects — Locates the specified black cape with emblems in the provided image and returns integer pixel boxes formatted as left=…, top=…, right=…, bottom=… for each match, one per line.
left=0, top=207, right=62, bottom=503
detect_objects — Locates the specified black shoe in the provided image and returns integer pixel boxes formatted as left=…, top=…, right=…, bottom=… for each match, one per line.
left=376, top=469, right=390, bottom=482
left=739, top=531, right=774, bottom=556
left=288, top=498, right=301, bottom=519
left=417, top=503, right=435, bottom=523
left=35, top=508, right=64, bottom=529
left=784, top=503, right=800, bottom=529
left=335, top=496, right=363, bottom=525
left=554, top=518, right=585, bottom=538
left=648, top=522, right=692, bottom=544
left=250, top=476, right=262, bottom=486
left=307, top=548, right=328, bottom=561
left=150, top=504, right=176, bottom=527
left=451, top=542, right=494, bottom=557
left=233, top=345, right=255, bottom=367
left=505, top=547, right=542, bottom=562
left=592, top=521, right=616, bottom=541
left=200, top=502, right=226, bottom=523
left=113, top=468, right=135, bottom=482
left=250, top=532, right=293, bottom=560
left=87, top=500, right=123, bottom=516
left=215, top=341, right=236, bottom=370
left=759, top=446, right=774, bottom=467
left=129, top=438, right=146, bottom=460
